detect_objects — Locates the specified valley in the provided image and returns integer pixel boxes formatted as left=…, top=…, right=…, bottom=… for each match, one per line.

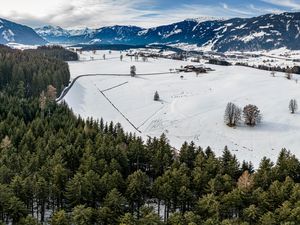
left=62, top=49, right=300, bottom=167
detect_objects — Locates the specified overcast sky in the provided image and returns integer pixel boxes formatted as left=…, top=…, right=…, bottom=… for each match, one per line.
left=0, top=0, right=299, bottom=29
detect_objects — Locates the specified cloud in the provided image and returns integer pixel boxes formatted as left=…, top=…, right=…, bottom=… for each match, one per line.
left=261, top=0, right=300, bottom=9
left=249, top=4, right=284, bottom=14
left=0, top=0, right=291, bottom=29
left=0, top=0, right=155, bottom=28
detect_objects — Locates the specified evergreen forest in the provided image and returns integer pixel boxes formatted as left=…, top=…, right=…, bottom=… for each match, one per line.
left=0, top=46, right=300, bottom=225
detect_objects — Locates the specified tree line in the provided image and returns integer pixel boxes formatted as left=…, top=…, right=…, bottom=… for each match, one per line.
left=25, top=46, right=79, bottom=61
left=0, top=45, right=71, bottom=98
left=236, top=62, right=300, bottom=75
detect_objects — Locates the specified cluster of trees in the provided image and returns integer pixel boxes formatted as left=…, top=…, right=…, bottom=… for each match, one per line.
left=208, top=59, right=232, bottom=66
left=0, top=45, right=70, bottom=97
left=225, top=99, right=299, bottom=128
left=236, top=62, right=300, bottom=75
left=25, top=45, right=79, bottom=61
left=224, top=103, right=262, bottom=127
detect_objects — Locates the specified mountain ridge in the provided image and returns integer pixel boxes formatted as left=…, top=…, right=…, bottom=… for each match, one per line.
left=0, top=18, right=47, bottom=45
left=1, top=12, right=300, bottom=52
left=35, top=12, right=300, bottom=52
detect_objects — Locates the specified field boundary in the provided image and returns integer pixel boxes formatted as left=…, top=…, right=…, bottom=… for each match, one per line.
left=95, top=85, right=142, bottom=133
left=56, top=72, right=173, bottom=102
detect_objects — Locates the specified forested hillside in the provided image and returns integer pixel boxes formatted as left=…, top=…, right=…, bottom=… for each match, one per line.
left=25, top=45, right=79, bottom=61
left=0, top=45, right=70, bottom=97
left=0, top=46, right=300, bottom=224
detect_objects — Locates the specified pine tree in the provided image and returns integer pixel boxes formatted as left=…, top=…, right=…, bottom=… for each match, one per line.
left=243, top=204, right=259, bottom=224
left=154, top=91, right=160, bottom=101
left=50, top=210, right=71, bottom=225
left=71, top=205, right=94, bottom=225
left=126, top=170, right=150, bottom=218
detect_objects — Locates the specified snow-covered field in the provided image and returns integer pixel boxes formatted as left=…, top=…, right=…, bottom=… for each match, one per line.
left=225, top=50, right=300, bottom=68
left=64, top=50, right=300, bottom=167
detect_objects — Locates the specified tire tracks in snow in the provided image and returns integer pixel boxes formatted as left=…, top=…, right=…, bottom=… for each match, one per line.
left=137, top=103, right=167, bottom=130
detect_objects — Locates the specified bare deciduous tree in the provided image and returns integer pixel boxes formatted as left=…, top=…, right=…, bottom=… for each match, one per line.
left=154, top=91, right=160, bottom=101
left=224, top=102, right=241, bottom=127
left=243, top=104, right=262, bottom=126
left=289, top=99, right=298, bottom=114
left=46, top=85, right=57, bottom=101
left=237, top=170, right=254, bottom=192
left=0, top=136, right=12, bottom=149
left=286, top=71, right=292, bottom=80
left=135, top=55, right=139, bottom=61
left=130, top=65, right=136, bottom=77
left=271, top=70, right=276, bottom=77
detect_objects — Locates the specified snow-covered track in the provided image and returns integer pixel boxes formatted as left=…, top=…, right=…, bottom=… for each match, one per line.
left=56, top=72, right=173, bottom=102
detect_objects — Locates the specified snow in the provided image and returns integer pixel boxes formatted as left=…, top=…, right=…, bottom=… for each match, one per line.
left=68, top=28, right=95, bottom=36
left=236, top=23, right=247, bottom=29
left=36, top=26, right=95, bottom=38
left=6, top=43, right=39, bottom=50
left=63, top=50, right=300, bottom=168
left=36, top=26, right=70, bottom=37
left=259, top=25, right=273, bottom=29
left=270, top=30, right=281, bottom=36
left=138, top=29, right=149, bottom=36
left=163, top=29, right=182, bottom=39
left=2, top=29, right=15, bottom=42
left=225, top=48, right=300, bottom=68
left=240, top=31, right=268, bottom=43
left=89, top=39, right=102, bottom=44
left=188, top=17, right=225, bottom=24
left=214, top=26, right=225, bottom=31
left=295, top=25, right=300, bottom=38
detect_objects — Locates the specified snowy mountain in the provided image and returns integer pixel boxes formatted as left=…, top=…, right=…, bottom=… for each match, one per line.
left=35, top=25, right=143, bottom=45
left=133, top=12, right=300, bottom=52
left=35, top=25, right=96, bottom=43
left=0, top=18, right=46, bottom=45
left=35, top=12, right=300, bottom=51
left=68, top=28, right=95, bottom=36
left=35, top=25, right=70, bottom=43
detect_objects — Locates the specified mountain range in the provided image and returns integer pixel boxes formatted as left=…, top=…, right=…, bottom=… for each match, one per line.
left=0, top=18, right=46, bottom=45
left=1, top=12, right=300, bottom=52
